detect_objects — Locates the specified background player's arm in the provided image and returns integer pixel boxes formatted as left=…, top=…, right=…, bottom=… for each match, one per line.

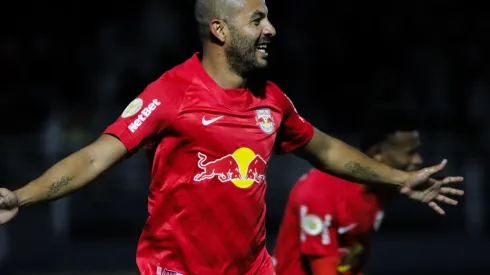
left=309, top=256, right=339, bottom=275
left=14, top=134, right=127, bottom=206
left=295, top=128, right=408, bottom=188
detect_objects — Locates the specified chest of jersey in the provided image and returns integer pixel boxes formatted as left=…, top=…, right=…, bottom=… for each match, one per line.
left=174, top=89, right=280, bottom=149
left=166, top=89, right=282, bottom=189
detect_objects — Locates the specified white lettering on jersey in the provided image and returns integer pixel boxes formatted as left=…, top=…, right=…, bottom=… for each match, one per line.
left=299, top=205, right=332, bottom=245
left=321, top=214, right=332, bottom=245
left=128, top=98, right=161, bottom=133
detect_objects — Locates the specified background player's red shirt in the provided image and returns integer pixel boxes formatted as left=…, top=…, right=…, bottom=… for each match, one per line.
left=103, top=53, right=314, bottom=275
left=273, top=169, right=385, bottom=275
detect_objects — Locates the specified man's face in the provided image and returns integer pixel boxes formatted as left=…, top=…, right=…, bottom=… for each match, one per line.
left=224, top=0, right=276, bottom=74
left=379, top=131, right=423, bottom=172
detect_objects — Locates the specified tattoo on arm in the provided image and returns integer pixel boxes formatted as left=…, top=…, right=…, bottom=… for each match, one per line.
left=345, top=161, right=379, bottom=180
left=47, top=176, right=74, bottom=197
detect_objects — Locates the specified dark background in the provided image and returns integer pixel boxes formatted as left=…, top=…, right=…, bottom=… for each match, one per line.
left=1, top=1, right=489, bottom=274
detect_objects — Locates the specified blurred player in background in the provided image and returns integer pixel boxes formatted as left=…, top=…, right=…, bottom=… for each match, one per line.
left=273, top=105, right=428, bottom=275
left=0, top=0, right=463, bottom=274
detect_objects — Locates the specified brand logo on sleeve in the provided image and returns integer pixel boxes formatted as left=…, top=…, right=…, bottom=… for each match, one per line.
left=300, top=205, right=332, bottom=245
left=301, top=214, right=324, bottom=236
left=128, top=99, right=161, bottom=133
left=121, top=98, right=143, bottom=118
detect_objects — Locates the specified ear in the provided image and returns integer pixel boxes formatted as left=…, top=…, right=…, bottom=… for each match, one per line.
left=210, top=19, right=227, bottom=43
left=373, top=153, right=383, bottom=162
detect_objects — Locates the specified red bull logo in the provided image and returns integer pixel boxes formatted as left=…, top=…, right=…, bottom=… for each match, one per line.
left=256, top=108, right=275, bottom=134
left=193, top=147, right=267, bottom=188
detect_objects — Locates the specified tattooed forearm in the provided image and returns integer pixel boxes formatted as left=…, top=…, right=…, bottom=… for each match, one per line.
left=47, top=176, right=74, bottom=197
left=345, top=161, right=379, bottom=181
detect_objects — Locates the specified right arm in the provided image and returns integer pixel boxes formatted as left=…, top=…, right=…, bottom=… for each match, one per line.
left=15, top=77, right=184, bottom=207
left=15, top=134, right=127, bottom=206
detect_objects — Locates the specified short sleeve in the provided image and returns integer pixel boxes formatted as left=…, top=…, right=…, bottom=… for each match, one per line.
left=273, top=86, right=314, bottom=153
left=297, top=179, right=339, bottom=257
left=103, top=78, right=184, bottom=152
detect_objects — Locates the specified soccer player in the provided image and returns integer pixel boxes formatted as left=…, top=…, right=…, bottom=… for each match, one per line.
left=272, top=106, right=431, bottom=275
left=0, top=0, right=463, bottom=274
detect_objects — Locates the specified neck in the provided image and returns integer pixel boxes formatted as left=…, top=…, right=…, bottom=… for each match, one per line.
left=201, top=47, right=247, bottom=89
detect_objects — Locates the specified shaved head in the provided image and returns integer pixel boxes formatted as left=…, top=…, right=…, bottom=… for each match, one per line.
left=194, top=0, right=275, bottom=75
left=194, top=0, right=245, bottom=42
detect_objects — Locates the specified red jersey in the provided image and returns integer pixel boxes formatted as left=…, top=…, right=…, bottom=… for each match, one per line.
left=103, top=53, right=314, bottom=275
left=273, top=169, right=385, bottom=275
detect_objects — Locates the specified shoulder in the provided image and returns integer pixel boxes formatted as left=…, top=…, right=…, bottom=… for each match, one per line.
left=264, top=80, right=301, bottom=115
left=126, top=63, right=192, bottom=122
left=156, top=60, right=195, bottom=91
left=142, top=60, right=196, bottom=104
left=290, top=170, right=341, bottom=221
left=265, top=80, right=288, bottom=103
left=291, top=170, right=331, bottom=201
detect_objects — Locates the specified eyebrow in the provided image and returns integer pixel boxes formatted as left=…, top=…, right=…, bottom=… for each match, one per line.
left=250, top=10, right=267, bottom=19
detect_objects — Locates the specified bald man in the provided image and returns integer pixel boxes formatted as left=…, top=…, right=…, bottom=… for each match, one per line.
left=0, top=0, right=463, bottom=274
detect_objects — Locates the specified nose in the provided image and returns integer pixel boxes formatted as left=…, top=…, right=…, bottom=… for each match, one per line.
left=263, top=19, right=276, bottom=38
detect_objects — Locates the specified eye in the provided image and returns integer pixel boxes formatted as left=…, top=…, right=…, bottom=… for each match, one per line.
left=252, top=18, right=262, bottom=26
left=250, top=10, right=267, bottom=26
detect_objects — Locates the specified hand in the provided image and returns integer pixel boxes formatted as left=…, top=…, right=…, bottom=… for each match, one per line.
left=400, top=159, right=464, bottom=215
left=0, top=188, right=19, bottom=225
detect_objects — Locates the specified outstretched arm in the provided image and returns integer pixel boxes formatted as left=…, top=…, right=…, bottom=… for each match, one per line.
left=0, top=79, right=183, bottom=224
left=295, top=128, right=408, bottom=187
left=295, top=128, right=464, bottom=214
left=15, top=134, right=127, bottom=206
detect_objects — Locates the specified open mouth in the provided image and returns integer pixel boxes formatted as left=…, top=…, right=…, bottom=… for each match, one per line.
left=257, top=42, right=269, bottom=56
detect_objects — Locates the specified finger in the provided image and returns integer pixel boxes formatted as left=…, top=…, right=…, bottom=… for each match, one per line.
left=400, top=186, right=411, bottom=194
left=428, top=201, right=445, bottom=215
left=436, top=195, right=458, bottom=205
left=423, top=159, right=447, bottom=177
left=441, top=176, right=464, bottom=185
left=441, top=187, right=464, bottom=196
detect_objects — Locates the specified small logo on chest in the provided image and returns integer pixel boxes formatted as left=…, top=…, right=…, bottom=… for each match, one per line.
left=202, top=115, right=223, bottom=126
left=255, top=108, right=275, bottom=134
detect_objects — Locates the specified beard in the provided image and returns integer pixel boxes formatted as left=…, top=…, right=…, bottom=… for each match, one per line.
left=225, top=25, right=265, bottom=75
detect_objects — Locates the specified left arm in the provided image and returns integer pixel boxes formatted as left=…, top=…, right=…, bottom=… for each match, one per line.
left=294, top=128, right=408, bottom=188
left=273, top=85, right=463, bottom=214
